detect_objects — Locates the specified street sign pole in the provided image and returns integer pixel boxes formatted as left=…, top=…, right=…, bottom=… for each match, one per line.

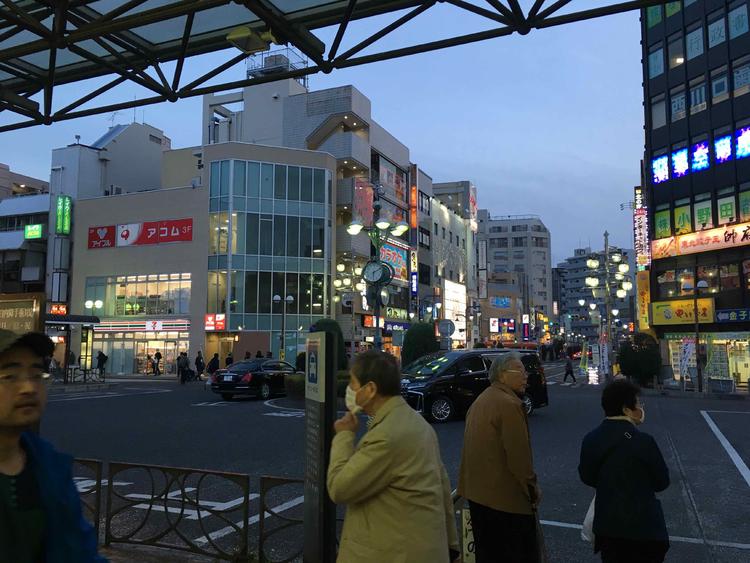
left=303, top=329, right=337, bottom=562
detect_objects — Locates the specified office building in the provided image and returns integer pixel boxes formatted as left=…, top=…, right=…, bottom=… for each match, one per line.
left=642, top=1, right=750, bottom=387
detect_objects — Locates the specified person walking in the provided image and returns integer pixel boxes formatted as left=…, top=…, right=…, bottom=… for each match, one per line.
left=0, top=330, right=106, bottom=561
left=95, top=351, right=107, bottom=378
left=328, top=350, right=459, bottom=562
left=579, top=380, right=670, bottom=563
left=195, top=351, right=205, bottom=379
left=564, top=355, right=577, bottom=384
left=458, top=352, right=541, bottom=563
left=255, top=350, right=263, bottom=358
left=207, top=353, right=220, bottom=376
left=153, top=350, right=162, bottom=376
left=225, top=352, right=233, bottom=367
left=244, top=351, right=252, bottom=360
left=177, top=352, right=189, bottom=384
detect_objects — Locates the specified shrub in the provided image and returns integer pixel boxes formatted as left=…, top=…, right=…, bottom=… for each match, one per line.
left=401, top=322, right=440, bottom=366
left=284, top=373, right=305, bottom=398
left=619, top=333, right=661, bottom=387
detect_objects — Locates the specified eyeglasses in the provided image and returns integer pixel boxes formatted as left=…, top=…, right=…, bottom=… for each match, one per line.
left=0, top=373, right=51, bottom=385
left=505, top=369, right=526, bottom=375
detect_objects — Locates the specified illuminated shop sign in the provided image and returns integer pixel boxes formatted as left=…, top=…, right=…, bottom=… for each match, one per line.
left=652, top=220, right=750, bottom=259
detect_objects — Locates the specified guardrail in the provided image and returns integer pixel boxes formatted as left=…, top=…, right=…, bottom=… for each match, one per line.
left=258, top=476, right=304, bottom=563
left=74, top=458, right=103, bottom=541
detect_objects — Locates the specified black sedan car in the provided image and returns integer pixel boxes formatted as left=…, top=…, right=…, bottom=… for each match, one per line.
left=210, top=359, right=296, bottom=401
left=401, top=349, right=549, bottom=422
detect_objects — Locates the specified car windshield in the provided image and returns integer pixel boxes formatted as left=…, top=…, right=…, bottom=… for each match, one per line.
left=228, top=360, right=264, bottom=372
left=402, top=352, right=456, bottom=378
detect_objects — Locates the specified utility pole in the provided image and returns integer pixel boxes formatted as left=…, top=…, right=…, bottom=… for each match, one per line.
left=603, top=231, right=613, bottom=378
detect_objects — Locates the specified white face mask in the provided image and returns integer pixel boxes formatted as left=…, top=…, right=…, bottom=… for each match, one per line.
left=345, top=385, right=363, bottom=415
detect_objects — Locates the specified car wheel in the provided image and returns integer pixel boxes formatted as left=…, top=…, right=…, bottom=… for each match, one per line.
left=429, top=396, right=454, bottom=423
left=221, top=393, right=233, bottom=401
left=259, top=382, right=271, bottom=400
left=522, top=395, right=534, bottom=416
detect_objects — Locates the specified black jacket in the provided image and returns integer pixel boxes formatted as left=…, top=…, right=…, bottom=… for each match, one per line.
left=578, top=419, right=670, bottom=542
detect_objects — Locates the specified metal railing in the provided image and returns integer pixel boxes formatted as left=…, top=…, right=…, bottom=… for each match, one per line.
left=103, top=461, right=251, bottom=561
left=74, top=458, right=103, bottom=541
left=258, top=476, right=304, bottom=563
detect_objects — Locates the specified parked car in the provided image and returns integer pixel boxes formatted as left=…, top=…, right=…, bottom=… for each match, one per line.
left=210, top=359, right=296, bottom=401
left=400, top=349, right=549, bottom=422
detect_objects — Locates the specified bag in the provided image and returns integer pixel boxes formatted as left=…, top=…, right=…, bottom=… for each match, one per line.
left=581, top=496, right=596, bottom=542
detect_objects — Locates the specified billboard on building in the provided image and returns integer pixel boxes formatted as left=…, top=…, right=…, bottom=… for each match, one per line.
left=650, top=298, right=715, bottom=325
left=652, top=219, right=750, bottom=259
left=55, top=195, right=72, bottom=235
left=443, top=280, right=467, bottom=341
left=489, top=318, right=499, bottom=333
left=89, top=219, right=193, bottom=249
left=380, top=243, right=408, bottom=282
left=633, top=186, right=650, bottom=269
left=636, top=270, right=651, bottom=330
left=353, top=179, right=374, bottom=227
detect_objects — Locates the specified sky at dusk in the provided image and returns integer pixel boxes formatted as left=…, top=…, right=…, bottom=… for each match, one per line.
left=0, top=3, right=645, bottom=265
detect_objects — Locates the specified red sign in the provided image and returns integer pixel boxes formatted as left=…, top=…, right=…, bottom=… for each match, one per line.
left=362, top=315, right=385, bottom=328
left=50, top=304, right=68, bottom=315
left=88, top=225, right=116, bottom=249
left=204, top=314, right=226, bottom=331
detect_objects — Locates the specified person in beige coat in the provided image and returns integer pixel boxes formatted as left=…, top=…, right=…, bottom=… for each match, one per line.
left=327, top=350, right=459, bottom=563
left=458, top=351, right=541, bottom=563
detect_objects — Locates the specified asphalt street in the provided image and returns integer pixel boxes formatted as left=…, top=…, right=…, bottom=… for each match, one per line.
left=42, top=361, right=750, bottom=562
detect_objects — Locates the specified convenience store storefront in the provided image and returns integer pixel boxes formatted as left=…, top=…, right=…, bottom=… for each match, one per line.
left=664, top=332, right=750, bottom=390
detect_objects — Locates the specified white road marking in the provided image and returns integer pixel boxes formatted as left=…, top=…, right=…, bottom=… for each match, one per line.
left=540, top=519, right=750, bottom=550
left=193, top=495, right=305, bottom=544
left=49, top=389, right=171, bottom=402
left=264, top=411, right=305, bottom=418
left=192, top=401, right=230, bottom=407
left=700, top=410, right=750, bottom=488
left=123, top=490, right=261, bottom=521
left=74, top=478, right=133, bottom=492
left=705, top=410, right=750, bottom=415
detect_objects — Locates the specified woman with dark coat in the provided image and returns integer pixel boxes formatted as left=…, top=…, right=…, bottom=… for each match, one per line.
left=578, top=379, right=670, bottom=563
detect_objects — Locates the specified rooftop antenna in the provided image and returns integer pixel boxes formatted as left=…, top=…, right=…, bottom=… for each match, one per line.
left=74, top=135, right=80, bottom=144
left=107, top=111, right=120, bottom=126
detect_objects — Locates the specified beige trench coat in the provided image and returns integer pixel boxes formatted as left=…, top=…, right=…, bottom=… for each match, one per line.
left=327, top=396, right=459, bottom=563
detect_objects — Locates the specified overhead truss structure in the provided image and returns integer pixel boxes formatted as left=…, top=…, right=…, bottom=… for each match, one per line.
left=0, top=0, right=663, bottom=133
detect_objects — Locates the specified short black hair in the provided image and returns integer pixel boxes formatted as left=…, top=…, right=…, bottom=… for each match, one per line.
left=601, top=379, right=640, bottom=417
left=351, top=350, right=401, bottom=397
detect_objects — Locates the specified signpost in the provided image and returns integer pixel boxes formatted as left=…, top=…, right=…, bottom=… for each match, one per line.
left=304, top=329, right=336, bottom=563
left=438, top=319, right=455, bottom=351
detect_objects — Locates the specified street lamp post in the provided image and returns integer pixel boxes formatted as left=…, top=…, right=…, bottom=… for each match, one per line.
left=273, top=294, right=295, bottom=361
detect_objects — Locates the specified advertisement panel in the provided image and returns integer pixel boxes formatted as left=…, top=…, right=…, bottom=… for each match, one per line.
left=633, top=209, right=650, bottom=267
left=674, top=205, right=692, bottom=235
left=443, top=280, right=467, bottom=341
left=651, top=219, right=750, bottom=259
left=636, top=270, right=651, bottom=330
left=694, top=200, right=713, bottom=229
left=654, top=210, right=671, bottom=239
left=55, top=195, right=72, bottom=235
left=380, top=243, right=408, bottom=282
left=353, top=179, right=374, bottom=227
left=491, top=296, right=511, bottom=309
left=90, top=219, right=193, bottom=250
left=650, top=298, right=715, bottom=325
left=88, top=225, right=116, bottom=249
left=489, top=318, right=499, bottom=333
left=204, top=314, right=226, bottom=331
left=478, top=269, right=488, bottom=299
left=740, top=191, right=750, bottom=222
left=24, top=224, right=43, bottom=239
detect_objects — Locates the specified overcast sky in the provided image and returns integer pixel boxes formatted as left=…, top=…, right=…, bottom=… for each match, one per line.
left=0, top=3, right=644, bottom=265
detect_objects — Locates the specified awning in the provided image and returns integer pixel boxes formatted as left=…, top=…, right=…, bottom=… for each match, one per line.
left=0, top=230, right=27, bottom=251
left=45, top=314, right=100, bottom=326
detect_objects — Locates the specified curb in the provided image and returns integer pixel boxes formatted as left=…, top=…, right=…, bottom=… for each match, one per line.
left=640, top=387, right=748, bottom=401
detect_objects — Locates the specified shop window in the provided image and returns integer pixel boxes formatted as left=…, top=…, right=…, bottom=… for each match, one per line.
left=721, top=264, right=741, bottom=290
left=209, top=213, right=229, bottom=254
left=698, top=266, right=720, bottom=293
left=740, top=190, right=750, bottom=221
left=678, top=268, right=695, bottom=296
left=668, top=33, right=684, bottom=68
left=744, top=259, right=750, bottom=289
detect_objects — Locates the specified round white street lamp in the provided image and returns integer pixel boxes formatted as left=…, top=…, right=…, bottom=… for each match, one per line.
left=612, top=308, right=620, bottom=316
left=586, top=258, right=600, bottom=269
left=589, top=303, right=597, bottom=310
left=618, top=263, right=630, bottom=273
left=616, top=289, right=627, bottom=298
left=578, top=299, right=586, bottom=306
left=375, top=217, right=391, bottom=231
left=346, top=220, right=363, bottom=235
left=84, top=300, right=93, bottom=309
left=622, top=281, right=633, bottom=291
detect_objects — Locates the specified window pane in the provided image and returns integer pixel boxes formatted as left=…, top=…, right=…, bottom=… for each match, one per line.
left=287, top=216, right=299, bottom=257
left=744, top=259, right=750, bottom=290
left=312, top=274, right=325, bottom=313
left=233, top=161, right=246, bottom=196
left=670, top=92, right=685, bottom=122
left=273, top=215, right=286, bottom=256
left=300, top=217, right=313, bottom=257
left=248, top=162, right=260, bottom=197
left=300, top=168, right=313, bottom=201
left=734, top=59, right=750, bottom=96
left=274, top=165, right=286, bottom=199
left=244, top=272, right=258, bottom=313
left=712, top=71, right=729, bottom=102
left=668, top=35, right=684, bottom=68
left=286, top=273, right=298, bottom=314
left=730, top=5, right=749, bottom=39
left=649, top=48, right=664, bottom=78
left=210, top=162, right=220, bottom=197
left=313, top=169, right=326, bottom=203
left=709, top=17, right=726, bottom=48
left=261, top=163, right=274, bottom=198
left=272, top=273, right=285, bottom=313
left=678, top=268, right=694, bottom=296
left=694, top=200, right=713, bottom=229
left=720, top=264, right=740, bottom=290
left=232, top=212, right=245, bottom=254
left=246, top=213, right=259, bottom=255
left=647, top=6, right=662, bottom=28
left=698, top=266, right=720, bottom=293
left=686, top=28, right=704, bottom=60
left=258, top=272, right=272, bottom=313
left=312, top=218, right=325, bottom=257
left=665, top=2, right=680, bottom=18
left=259, top=216, right=273, bottom=255
left=220, top=161, right=230, bottom=196
left=287, top=166, right=300, bottom=201
left=690, top=82, right=707, bottom=113
left=299, top=274, right=311, bottom=314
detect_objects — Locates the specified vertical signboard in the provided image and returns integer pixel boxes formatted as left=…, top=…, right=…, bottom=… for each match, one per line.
left=636, top=270, right=651, bottom=330
left=304, top=330, right=336, bottom=562
left=55, top=195, right=72, bottom=235
left=633, top=186, right=651, bottom=269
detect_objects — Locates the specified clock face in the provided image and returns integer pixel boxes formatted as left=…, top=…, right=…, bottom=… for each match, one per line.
left=363, top=262, right=383, bottom=283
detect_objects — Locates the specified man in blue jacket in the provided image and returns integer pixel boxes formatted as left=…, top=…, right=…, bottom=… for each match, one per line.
left=579, top=379, right=670, bottom=562
left=0, top=330, right=106, bottom=562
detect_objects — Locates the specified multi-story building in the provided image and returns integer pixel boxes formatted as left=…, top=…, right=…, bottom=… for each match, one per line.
left=642, top=1, right=750, bottom=388
left=477, top=271, right=524, bottom=344
left=557, top=247, right=636, bottom=342
left=477, top=211, right=552, bottom=340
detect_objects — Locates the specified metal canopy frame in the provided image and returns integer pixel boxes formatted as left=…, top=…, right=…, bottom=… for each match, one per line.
left=0, top=0, right=663, bottom=133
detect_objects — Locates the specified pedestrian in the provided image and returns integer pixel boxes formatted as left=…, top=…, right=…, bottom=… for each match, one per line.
left=225, top=352, right=233, bottom=367
left=579, top=380, right=670, bottom=563
left=145, top=354, right=152, bottom=375
left=244, top=351, right=251, bottom=360
left=95, top=351, right=107, bottom=378
left=265, top=351, right=272, bottom=358
left=68, top=349, right=76, bottom=368
left=195, top=351, right=205, bottom=378
left=153, top=350, right=162, bottom=376
left=254, top=350, right=262, bottom=358
left=207, top=353, right=220, bottom=375
left=178, top=352, right=190, bottom=384
left=0, top=330, right=106, bottom=561
left=328, top=350, right=459, bottom=562
left=458, top=352, right=541, bottom=563
left=564, top=355, right=576, bottom=383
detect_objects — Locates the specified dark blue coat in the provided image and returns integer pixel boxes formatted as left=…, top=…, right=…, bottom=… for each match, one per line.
left=578, top=419, right=670, bottom=542
left=21, top=432, right=107, bottom=562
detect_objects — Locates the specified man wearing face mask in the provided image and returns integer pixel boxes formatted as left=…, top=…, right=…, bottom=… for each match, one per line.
left=327, top=350, right=459, bottom=563
left=579, top=379, right=671, bottom=563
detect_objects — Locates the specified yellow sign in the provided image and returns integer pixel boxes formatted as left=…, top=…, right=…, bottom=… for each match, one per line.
left=410, top=250, right=418, bottom=273
left=636, top=270, right=651, bottom=330
left=650, top=298, right=715, bottom=325
left=674, top=205, right=692, bottom=235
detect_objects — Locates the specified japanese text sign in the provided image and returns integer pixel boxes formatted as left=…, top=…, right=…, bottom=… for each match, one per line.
left=652, top=220, right=750, bottom=259
left=650, top=298, right=715, bottom=325
left=89, top=219, right=193, bottom=249
left=379, top=243, right=408, bottom=282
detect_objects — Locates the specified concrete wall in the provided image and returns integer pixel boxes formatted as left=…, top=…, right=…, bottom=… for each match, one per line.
left=101, top=124, right=170, bottom=193
left=69, top=186, right=209, bottom=359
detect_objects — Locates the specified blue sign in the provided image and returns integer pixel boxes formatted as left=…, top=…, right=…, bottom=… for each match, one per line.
left=491, top=296, right=511, bottom=309
left=384, top=321, right=410, bottom=333
left=410, top=272, right=418, bottom=296
left=716, top=308, right=750, bottom=323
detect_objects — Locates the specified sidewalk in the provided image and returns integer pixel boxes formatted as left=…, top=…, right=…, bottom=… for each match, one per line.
left=47, top=382, right=117, bottom=394
left=100, top=545, right=241, bottom=562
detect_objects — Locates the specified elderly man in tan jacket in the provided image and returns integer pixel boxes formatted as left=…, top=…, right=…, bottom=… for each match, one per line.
left=458, top=351, right=541, bottom=563
left=328, top=350, right=459, bottom=563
